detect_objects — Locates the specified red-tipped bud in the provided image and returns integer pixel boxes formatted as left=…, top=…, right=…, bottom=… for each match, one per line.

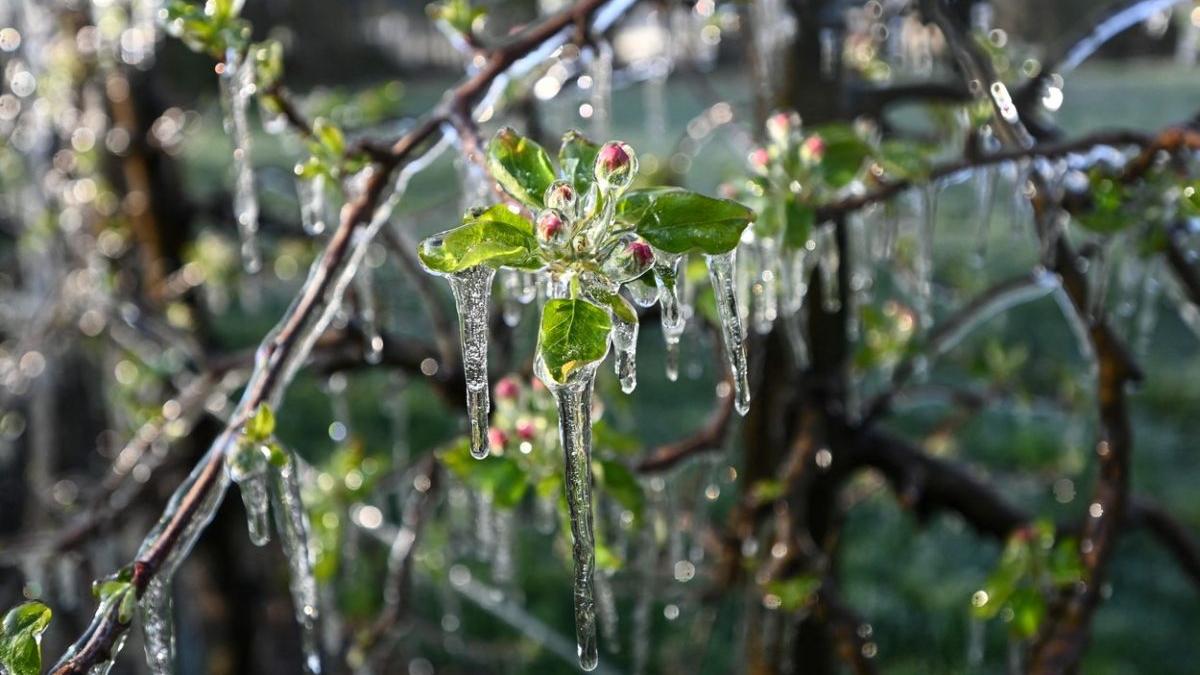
left=800, top=135, right=825, bottom=165
left=516, top=419, right=536, bottom=441
left=601, top=234, right=654, bottom=283
left=487, top=427, right=508, bottom=449
left=594, top=141, right=637, bottom=193
left=495, top=376, right=520, bottom=400
left=535, top=209, right=568, bottom=248
left=749, top=147, right=770, bottom=174
left=544, top=180, right=577, bottom=212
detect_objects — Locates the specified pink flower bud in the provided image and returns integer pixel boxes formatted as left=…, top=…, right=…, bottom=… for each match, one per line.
left=628, top=240, right=653, bottom=268
left=495, top=376, right=520, bottom=400
left=536, top=209, right=568, bottom=248
left=594, top=141, right=638, bottom=192
left=516, top=420, right=536, bottom=441
left=800, top=135, right=825, bottom=165
left=545, top=180, right=577, bottom=212
left=488, top=427, right=508, bottom=449
left=750, top=147, right=770, bottom=173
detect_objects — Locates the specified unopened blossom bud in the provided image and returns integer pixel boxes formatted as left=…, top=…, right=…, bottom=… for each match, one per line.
left=535, top=209, right=569, bottom=249
left=800, top=135, right=825, bottom=166
left=749, top=147, right=770, bottom=174
left=594, top=141, right=637, bottom=193
left=544, top=180, right=577, bottom=212
left=516, top=419, right=536, bottom=441
left=766, top=111, right=799, bottom=146
left=487, top=427, right=508, bottom=449
left=495, top=376, right=520, bottom=400
left=602, top=235, right=655, bottom=283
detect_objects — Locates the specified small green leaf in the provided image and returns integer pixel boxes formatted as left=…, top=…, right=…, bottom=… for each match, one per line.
left=1077, top=174, right=1129, bottom=234
left=588, top=284, right=637, bottom=325
left=812, top=124, right=871, bottom=188
left=876, top=139, right=932, bottom=181
left=594, top=458, right=643, bottom=521
left=0, top=602, right=52, bottom=675
left=537, top=299, right=612, bottom=383
left=418, top=219, right=542, bottom=274
left=312, top=117, right=346, bottom=158
left=245, top=403, right=275, bottom=442
left=464, top=204, right=534, bottom=235
left=252, top=39, right=284, bottom=90
left=1008, top=587, right=1046, bottom=638
left=487, top=128, right=556, bottom=207
left=765, top=576, right=820, bottom=612
left=617, top=188, right=754, bottom=255
left=782, top=197, right=815, bottom=249
left=558, top=130, right=600, bottom=194
left=438, top=439, right=528, bottom=508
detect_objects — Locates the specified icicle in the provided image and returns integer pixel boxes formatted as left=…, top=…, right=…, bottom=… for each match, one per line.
left=752, top=236, right=779, bottom=335
left=611, top=309, right=639, bottom=394
left=1052, top=285, right=1096, bottom=365
left=228, top=445, right=271, bottom=546
left=589, top=42, right=613, bottom=140
left=628, top=276, right=659, bottom=307
left=595, top=571, right=620, bottom=654
left=816, top=226, right=841, bottom=313
left=297, top=174, right=327, bottom=236
left=653, top=250, right=686, bottom=381
left=913, top=184, right=936, bottom=329
left=445, top=266, right=498, bottom=458
left=1134, top=260, right=1162, bottom=358
left=493, top=507, right=515, bottom=585
left=706, top=251, right=751, bottom=416
left=220, top=49, right=261, bottom=274
left=535, top=358, right=604, bottom=672
left=354, top=269, right=384, bottom=364
left=1088, top=241, right=1113, bottom=322
left=139, top=577, right=175, bottom=675
left=501, top=269, right=525, bottom=326
left=476, top=492, right=497, bottom=561
left=270, top=454, right=322, bottom=675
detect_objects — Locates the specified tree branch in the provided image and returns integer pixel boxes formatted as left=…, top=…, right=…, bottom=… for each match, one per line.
left=49, top=2, right=637, bottom=671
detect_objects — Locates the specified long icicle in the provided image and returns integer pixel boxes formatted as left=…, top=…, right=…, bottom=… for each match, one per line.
left=270, top=453, right=322, bottom=675
left=221, top=48, right=261, bottom=274
left=652, top=250, right=685, bottom=381
left=539, top=359, right=603, bottom=671
left=446, top=265, right=498, bottom=458
left=611, top=305, right=639, bottom=394
left=706, top=250, right=751, bottom=415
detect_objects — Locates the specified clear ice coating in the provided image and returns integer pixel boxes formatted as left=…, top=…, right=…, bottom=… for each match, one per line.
left=354, top=269, right=384, bottom=364
left=445, top=265, right=498, bottom=458
left=652, top=250, right=686, bottom=381
left=270, top=454, right=322, bottom=675
left=139, top=577, right=175, bottom=675
left=535, top=358, right=604, bottom=672
left=501, top=269, right=525, bottom=326
left=297, top=174, right=327, bottom=236
left=913, top=184, right=936, bottom=329
left=220, top=48, right=261, bottom=274
left=611, top=306, right=639, bottom=394
left=228, top=443, right=272, bottom=546
left=705, top=251, right=751, bottom=415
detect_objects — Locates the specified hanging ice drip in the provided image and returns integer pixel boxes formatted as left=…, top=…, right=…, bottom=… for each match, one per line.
left=418, top=128, right=754, bottom=669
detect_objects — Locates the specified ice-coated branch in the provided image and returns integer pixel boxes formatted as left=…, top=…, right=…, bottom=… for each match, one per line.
left=48, top=1, right=639, bottom=672
left=815, top=128, right=1154, bottom=221
left=926, top=5, right=1140, bottom=671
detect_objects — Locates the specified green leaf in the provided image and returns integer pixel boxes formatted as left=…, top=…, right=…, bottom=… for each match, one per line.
left=252, top=40, right=284, bottom=90
left=438, top=439, right=529, bottom=508
left=558, top=130, right=600, bottom=194
left=973, top=536, right=1030, bottom=620
left=245, top=403, right=275, bottom=442
left=876, top=139, right=932, bottom=181
left=782, top=197, right=815, bottom=249
left=617, top=188, right=754, bottom=255
left=0, top=602, right=52, bottom=675
left=766, top=576, right=820, bottom=612
left=418, top=219, right=542, bottom=274
left=464, top=204, right=534, bottom=235
left=1008, top=587, right=1046, bottom=638
left=1077, top=174, right=1129, bottom=234
left=594, top=458, right=643, bottom=521
left=312, top=117, right=346, bottom=158
left=587, top=284, right=637, bottom=325
left=812, top=124, right=871, bottom=188
left=488, top=128, right=556, bottom=208
left=537, top=299, right=612, bottom=383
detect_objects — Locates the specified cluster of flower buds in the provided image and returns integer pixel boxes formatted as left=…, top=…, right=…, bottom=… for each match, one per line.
left=531, top=140, right=654, bottom=283
left=487, top=374, right=574, bottom=454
